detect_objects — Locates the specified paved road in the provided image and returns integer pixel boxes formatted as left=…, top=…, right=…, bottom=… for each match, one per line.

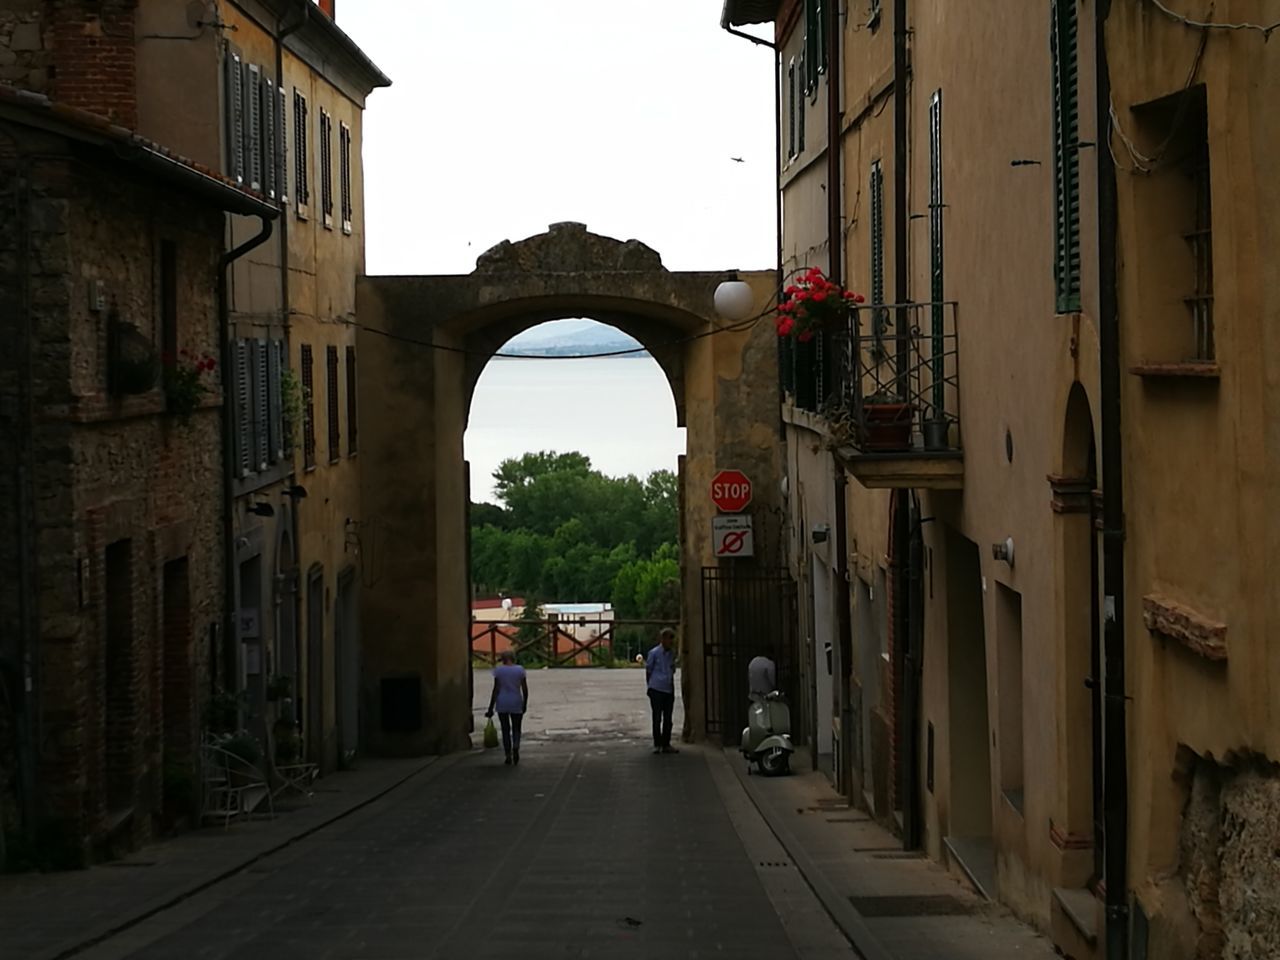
left=471, top=666, right=685, bottom=744
left=72, top=672, right=843, bottom=960
left=83, top=743, right=813, bottom=959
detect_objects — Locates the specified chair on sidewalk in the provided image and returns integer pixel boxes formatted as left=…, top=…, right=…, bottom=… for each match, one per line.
left=263, top=720, right=319, bottom=804
left=200, top=742, right=275, bottom=829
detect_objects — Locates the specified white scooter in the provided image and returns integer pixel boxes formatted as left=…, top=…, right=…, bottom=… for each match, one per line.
left=741, top=690, right=794, bottom=776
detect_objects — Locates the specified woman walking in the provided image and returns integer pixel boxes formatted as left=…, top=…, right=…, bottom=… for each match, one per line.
left=485, top=650, right=529, bottom=765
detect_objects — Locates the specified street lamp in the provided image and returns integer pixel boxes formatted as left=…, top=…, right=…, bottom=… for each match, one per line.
left=714, top=272, right=755, bottom=322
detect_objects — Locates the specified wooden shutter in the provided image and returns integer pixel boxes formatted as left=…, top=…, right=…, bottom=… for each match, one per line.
left=797, top=58, right=806, bottom=153
left=253, top=339, right=269, bottom=471
left=294, top=89, right=310, bottom=215
left=278, top=85, right=288, bottom=205
left=786, top=60, right=794, bottom=159
left=263, top=76, right=276, bottom=200
left=246, top=64, right=262, bottom=192
left=320, top=109, right=333, bottom=228
left=234, top=339, right=251, bottom=477
left=814, top=0, right=826, bottom=77
left=268, top=338, right=283, bottom=463
left=1051, top=0, right=1081, bottom=313
left=929, top=90, right=944, bottom=307
left=870, top=160, right=886, bottom=350
left=804, top=0, right=820, bottom=90
left=301, top=344, right=315, bottom=469
left=326, top=345, right=340, bottom=461
left=345, top=345, right=357, bottom=455
left=339, top=122, right=352, bottom=234
left=225, top=48, right=244, bottom=184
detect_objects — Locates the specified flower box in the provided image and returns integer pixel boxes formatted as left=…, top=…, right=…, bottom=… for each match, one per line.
left=860, top=401, right=913, bottom=451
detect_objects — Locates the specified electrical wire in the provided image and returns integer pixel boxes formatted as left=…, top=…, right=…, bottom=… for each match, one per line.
left=354, top=301, right=776, bottom=361
left=1148, top=0, right=1280, bottom=36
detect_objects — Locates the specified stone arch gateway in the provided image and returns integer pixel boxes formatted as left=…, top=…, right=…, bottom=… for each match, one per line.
left=355, top=223, right=783, bottom=753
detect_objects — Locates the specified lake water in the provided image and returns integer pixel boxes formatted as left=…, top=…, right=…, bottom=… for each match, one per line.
left=465, top=357, right=686, bottom=504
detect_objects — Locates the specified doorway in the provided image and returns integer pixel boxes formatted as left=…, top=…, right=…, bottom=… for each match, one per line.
left=161, top=558, right=193, bottom=761
left=810, top=555, right=834, bottom=776
left=944, top=529, right=995, bottom=897
left=104, top=539, right=135, bottom=815
left=306, top=566, right=325, bottom=767
left=335, top=569, right=360, bottom=766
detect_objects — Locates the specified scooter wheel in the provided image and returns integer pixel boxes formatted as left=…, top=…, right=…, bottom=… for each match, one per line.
left=758, top=747, right=790, bottom=777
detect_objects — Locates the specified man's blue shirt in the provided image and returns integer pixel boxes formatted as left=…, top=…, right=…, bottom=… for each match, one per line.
left=646, top=644, right=676, bottom=694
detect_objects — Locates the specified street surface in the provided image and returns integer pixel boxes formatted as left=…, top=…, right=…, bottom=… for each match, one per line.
left=41, top=670, right=1053, bottom=960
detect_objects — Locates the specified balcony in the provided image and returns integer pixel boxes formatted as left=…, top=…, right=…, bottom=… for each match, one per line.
left=781, top=301, right=963, bottom=490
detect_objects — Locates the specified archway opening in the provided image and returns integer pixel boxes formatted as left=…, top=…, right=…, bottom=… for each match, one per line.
left=465, top=318, right=687, bottom=746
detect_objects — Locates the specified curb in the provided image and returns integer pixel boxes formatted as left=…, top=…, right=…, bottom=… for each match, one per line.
left=46, top=754, right=461, bottom=960
left=725, top=749, right=896, bottom=960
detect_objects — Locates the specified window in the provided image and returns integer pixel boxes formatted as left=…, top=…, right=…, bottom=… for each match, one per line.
left=869, top=160, right=886, bottom=354
left=1051, top=0, right=1081, bottom=313
left=339, top=121, right=353, bottom=235
left=160, top=240, right=177, bottom=362
left=929, top=90, right=945, bottom=310
left=301, top=344, right=316, bottom=469
left=278, top=86, right=288, bottom=205
left=232, top=337, right=285, bottom=477
left=787, top=59, right=798, bottom=160
left=224, top=48, right=245, bottom=184
left=345, top=345, right=358, bottom=455
left=326, top=345, right=340, bottom=462
left=319, top=108, right=334, bottom=230
left=294, top=89, right=310, bottom=218
left=804, top=0, right=826, bottom=91
left=1132, top=85, right=1213, bottom=362
left=246, top=64, right=262, bottom=192
left=261, top=76, right=276, bottom=200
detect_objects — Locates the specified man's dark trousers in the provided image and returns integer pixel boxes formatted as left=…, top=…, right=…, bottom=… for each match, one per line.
left=648, top=688, right=674, bottom=748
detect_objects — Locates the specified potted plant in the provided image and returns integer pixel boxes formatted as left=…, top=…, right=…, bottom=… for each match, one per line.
left=215, top=731, right=263, bottom=785
left=161, top=348, right=217, bottom=423
left=774, top=267, right=865, bottom=342
left=860, top=389, right=914, bottom=451
left=265, top=675, right=293, bottom=703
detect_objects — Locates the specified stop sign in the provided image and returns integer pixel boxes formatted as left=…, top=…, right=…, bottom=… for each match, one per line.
left=711, top=469, right=752, bottom=513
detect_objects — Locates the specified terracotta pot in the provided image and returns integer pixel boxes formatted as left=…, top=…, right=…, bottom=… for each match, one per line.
left=861, top=402, right=913, bottom=451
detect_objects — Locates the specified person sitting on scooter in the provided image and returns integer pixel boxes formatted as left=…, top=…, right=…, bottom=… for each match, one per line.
left=748, top=645, right=777, bottom=699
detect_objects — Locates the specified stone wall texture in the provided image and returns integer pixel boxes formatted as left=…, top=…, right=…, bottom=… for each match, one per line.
left=0, top=122, right=226, bottom=861
left=1179, top=753, right=1280, bottom=960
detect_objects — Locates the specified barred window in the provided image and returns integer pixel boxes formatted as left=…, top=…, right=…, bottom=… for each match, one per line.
left=326, top=345, right=340, bottom=462
left=301, top=344, right=316, bottom=470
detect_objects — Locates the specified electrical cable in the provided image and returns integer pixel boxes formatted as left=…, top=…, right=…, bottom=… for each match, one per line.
left=1148, top=0, right=1280, bottom=36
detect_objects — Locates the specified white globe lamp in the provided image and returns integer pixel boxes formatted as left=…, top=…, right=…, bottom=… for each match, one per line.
left=714, top=273, right=755, bottom=322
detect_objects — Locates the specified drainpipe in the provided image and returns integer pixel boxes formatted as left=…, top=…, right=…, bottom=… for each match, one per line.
left=218, top=216, right=275, bottom=695
left=1094, top=2, right=1129, bottom=957
left=822, top=0, right=856, bottom=802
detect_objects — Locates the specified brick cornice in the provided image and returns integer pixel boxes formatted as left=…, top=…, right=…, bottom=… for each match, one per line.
left=1143, top=593, right=1228, bottom=662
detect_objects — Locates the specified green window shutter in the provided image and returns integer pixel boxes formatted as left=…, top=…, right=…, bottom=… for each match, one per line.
left=787, top=60, right=797, bottom=159
left=929, top=91, right=944, bottom=307
left=246, top=63, right=261, bottom=192
left=1052, top=0, right=1081, bottom=313
left=870, top=160, right=886, bottom=349
left=805, top=0, right=820, bottom=90
left=225, top=48, right=244, bottom=184
left=797, top=56, right=806, bottom=153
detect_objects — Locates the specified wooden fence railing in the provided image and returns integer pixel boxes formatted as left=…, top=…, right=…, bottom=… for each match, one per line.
left=470, top=618, right=679, bottom=668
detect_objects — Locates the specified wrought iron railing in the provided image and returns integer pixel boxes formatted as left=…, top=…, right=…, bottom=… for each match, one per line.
left=792, top=301, right=961, bottom=455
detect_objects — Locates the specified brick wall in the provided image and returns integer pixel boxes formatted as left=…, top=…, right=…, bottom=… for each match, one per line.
left=6, top=133, right=226, bottom=858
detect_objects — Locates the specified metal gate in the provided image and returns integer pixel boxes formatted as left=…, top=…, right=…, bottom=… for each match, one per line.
left=702, top=566, right=797, bottom=744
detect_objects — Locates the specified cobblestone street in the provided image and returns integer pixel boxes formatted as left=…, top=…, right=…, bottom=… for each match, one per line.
left=5, top=671, right=1058, bottom=960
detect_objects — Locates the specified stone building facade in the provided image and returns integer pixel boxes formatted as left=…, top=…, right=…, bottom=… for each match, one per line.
left=0, top=87, right=275, bottom=862
left=722, top=1, right=1280, bottom=958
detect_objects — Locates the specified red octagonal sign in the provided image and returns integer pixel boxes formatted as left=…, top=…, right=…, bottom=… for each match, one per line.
left=711, top=469, right=752, bottom=513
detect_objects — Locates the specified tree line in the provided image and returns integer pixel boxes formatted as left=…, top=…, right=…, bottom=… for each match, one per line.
left=470, top=451, right=680, bottom=621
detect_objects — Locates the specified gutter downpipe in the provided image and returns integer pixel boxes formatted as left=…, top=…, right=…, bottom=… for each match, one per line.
left=823, top=0, right=855, bottom=803
left=893, top=0, right=908, bottom=396
left=217, top=215, right=275, bottom=703
left=1095, top=2, right=1129, bottom=958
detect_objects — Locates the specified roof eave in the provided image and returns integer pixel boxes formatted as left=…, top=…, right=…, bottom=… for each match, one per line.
left=721, top=0, right=780, bottom=27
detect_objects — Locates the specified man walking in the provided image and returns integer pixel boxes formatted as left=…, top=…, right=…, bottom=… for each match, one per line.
left=748, top=645, right=777, bottom=699
left=645, top=627, right=678, bottom=754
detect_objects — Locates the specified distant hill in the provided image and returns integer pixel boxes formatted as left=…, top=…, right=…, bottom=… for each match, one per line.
left=501, top=319, right=648, bottom=358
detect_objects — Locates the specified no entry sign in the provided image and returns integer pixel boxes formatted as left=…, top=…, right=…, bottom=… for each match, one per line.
left=711, top=469, right=752, bottom=513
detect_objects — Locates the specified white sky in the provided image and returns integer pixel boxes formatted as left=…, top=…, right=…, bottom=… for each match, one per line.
left=338, top=1, right=777, bottom=276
